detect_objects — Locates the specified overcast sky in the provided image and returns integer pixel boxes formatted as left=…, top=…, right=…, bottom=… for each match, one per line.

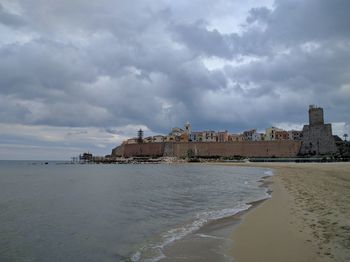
left=0, top=0, right=349, bottom=160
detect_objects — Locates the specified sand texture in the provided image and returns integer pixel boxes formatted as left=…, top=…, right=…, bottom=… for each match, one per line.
left=229, top=162, right=350, bottom=262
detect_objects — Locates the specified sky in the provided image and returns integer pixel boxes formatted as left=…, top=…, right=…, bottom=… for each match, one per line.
left=0, top=0, right=349, bottom=160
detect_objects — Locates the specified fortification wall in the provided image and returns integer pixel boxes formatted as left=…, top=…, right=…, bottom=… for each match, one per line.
left=111, top=145, right=124, bottom=157
left=171, top=141, right=301, bottom=158
left=123, top=143, right=165, bottom=158
left=118, top=140, right=302, bottom=158
left=300, top=124, right=338, bottom=155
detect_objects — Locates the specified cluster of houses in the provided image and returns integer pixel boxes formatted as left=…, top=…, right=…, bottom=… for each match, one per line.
left=123, top=121, right=303, bottom=144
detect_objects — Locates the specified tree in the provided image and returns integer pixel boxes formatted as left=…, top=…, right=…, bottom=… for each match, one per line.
left=137, top=129, right=144, bottom=143
left=344, top=133, right=348, bottom=141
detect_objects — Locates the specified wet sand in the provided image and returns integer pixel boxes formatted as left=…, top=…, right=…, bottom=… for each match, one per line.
left=160, top=200, right=267, bottom=262
left=228, top=162, right=350, bottom=262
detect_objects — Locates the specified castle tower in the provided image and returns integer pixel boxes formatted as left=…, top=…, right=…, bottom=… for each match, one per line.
left=300, top=105, right=337, bottom=155
left=309, top=105, right=324, bottom=126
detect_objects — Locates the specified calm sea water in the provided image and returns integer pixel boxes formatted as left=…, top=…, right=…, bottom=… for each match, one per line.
left=0, top=161, right=271, bottom=262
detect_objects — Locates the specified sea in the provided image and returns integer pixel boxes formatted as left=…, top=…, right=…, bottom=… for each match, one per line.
left=0, top=161, right=272, bottom=262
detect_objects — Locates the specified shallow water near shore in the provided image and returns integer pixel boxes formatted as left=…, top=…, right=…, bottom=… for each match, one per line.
left=0, top=161, right=271, bottom=262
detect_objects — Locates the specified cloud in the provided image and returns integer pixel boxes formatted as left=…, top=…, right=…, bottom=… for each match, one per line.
left=0, top=123, right=153, bottom=159
left=0, top=3, right=25, bottom=28
left=0, top=0, right=349, bottom=158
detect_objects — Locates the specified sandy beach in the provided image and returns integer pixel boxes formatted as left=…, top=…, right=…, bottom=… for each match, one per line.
left=229, top=162, right=350, bottom=262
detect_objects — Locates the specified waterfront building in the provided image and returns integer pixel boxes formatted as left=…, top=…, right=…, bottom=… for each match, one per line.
left=288, top=130, right=303, bottom=141
left=217, top=131, right=229, bottom=142
left=275, top=130, right=289, bottom=140
left=143, top=136, right=153, bottom=143
left=165, top=135, right=176, bottom=142
left=252, top=132, right=264, bottom=141
left=243, top=129, right=257, bottom=141
left=153, top=135, right=165, bottom=143
left=189, top=131, right=203, bottom=142
left=169, top=127, right=183, bottom=137
left=265, top=127, right=283, bottom=140
left=202, top=131, right=217, bottom=142
left=180, top=133, right=189, bottom=142
left=228, top=133, right=245, bottom=142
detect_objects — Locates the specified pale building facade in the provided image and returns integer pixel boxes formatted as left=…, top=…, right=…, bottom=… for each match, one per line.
left=275, top=130, right=289, bottom=140
left=265, top=127, right=283, bottom=140
left=202, top=131, right=217, bottom=142
left=288, top=130, right=303, bottom=141
left=153, top=135, right=165, bottom=143
left=252, top=132, right=263, bottom=141
left=217, top=131, right=229, bottom=142
left=228, top=134, right=245, bottom=142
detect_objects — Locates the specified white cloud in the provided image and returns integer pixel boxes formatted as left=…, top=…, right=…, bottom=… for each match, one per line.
left=0, top=123, right=156, bottom=159
left=332, top=122, right=350, bottom=138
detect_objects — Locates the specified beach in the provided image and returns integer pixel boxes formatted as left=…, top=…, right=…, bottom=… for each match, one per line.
left=229, top=162, right=350, bottom=262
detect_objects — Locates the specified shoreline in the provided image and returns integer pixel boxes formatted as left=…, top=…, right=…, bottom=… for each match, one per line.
left=158, top=195, right=270, bottom=262
left=155, top=165, right=273, bottom=262
left=129, top=162, right=350, bottom=261
left=225, top=162, right=350, bottom=262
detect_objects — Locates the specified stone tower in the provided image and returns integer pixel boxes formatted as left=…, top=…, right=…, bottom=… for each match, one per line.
left=300, top=105, right=338, bottom=155
left=309, top=105, right=324, bottom=125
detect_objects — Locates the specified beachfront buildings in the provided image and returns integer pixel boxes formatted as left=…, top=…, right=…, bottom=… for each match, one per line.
left=275, top=130, right=289, bottom=140
left=112, top=105, right=342, bottom=158
left=265, top=127, right=283, bottom=140
left=123, top=121, right=303, bottom=145
left=242, top=129, right=264, bottom=141
left=288, top=130, right=303, bottom=140
left=217, top=131, right=229, bottom=142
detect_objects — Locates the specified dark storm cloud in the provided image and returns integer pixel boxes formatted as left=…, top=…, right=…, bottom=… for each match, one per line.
left=0, top=0, right=349, bottom=159
left=171, top=20, right=234, bottom=58
left=167, top=0, right=350, bottom=129
left=172, top=0, right=350, bottom=57
left=0, top=3, right=25, bottom=27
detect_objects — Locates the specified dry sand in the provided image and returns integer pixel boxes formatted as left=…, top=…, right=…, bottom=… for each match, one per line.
left=228, top=162, right=350, bottom=262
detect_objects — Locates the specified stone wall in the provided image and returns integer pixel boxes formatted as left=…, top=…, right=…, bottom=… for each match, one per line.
left=300, top=124, right=338, bottom=155
left=111, top=145, right=124, bottom=157
left=123, top=143, right=165, bottom=158
left=309, top=106, right=324, bottom=125
left=116, top=140, right=302, bottom=158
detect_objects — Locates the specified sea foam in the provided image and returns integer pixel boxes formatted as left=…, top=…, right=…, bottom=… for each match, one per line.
left=131, top=204, right=250, bottom=262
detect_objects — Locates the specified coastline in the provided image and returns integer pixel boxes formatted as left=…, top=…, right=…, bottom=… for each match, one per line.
left=127, top=162, right=350, bottom=262
left=225, top=162, right=350, bottom=262
left=154, top=164, right=273, bottom=262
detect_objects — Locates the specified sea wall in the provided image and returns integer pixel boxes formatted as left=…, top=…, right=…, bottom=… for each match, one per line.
left=118, top=140, right=302, bottom=158
left=122, top=143, right=165, bottom=158
left=111, top=145, right=124, bottom=157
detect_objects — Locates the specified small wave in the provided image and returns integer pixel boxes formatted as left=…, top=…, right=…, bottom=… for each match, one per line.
left=263, top=170, right=274, bottom=176
left=130, top=251, right=141, bottom=262
left=130, top=205, right=250, bottom=262
left=196, top=233, right=230, bottom=241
